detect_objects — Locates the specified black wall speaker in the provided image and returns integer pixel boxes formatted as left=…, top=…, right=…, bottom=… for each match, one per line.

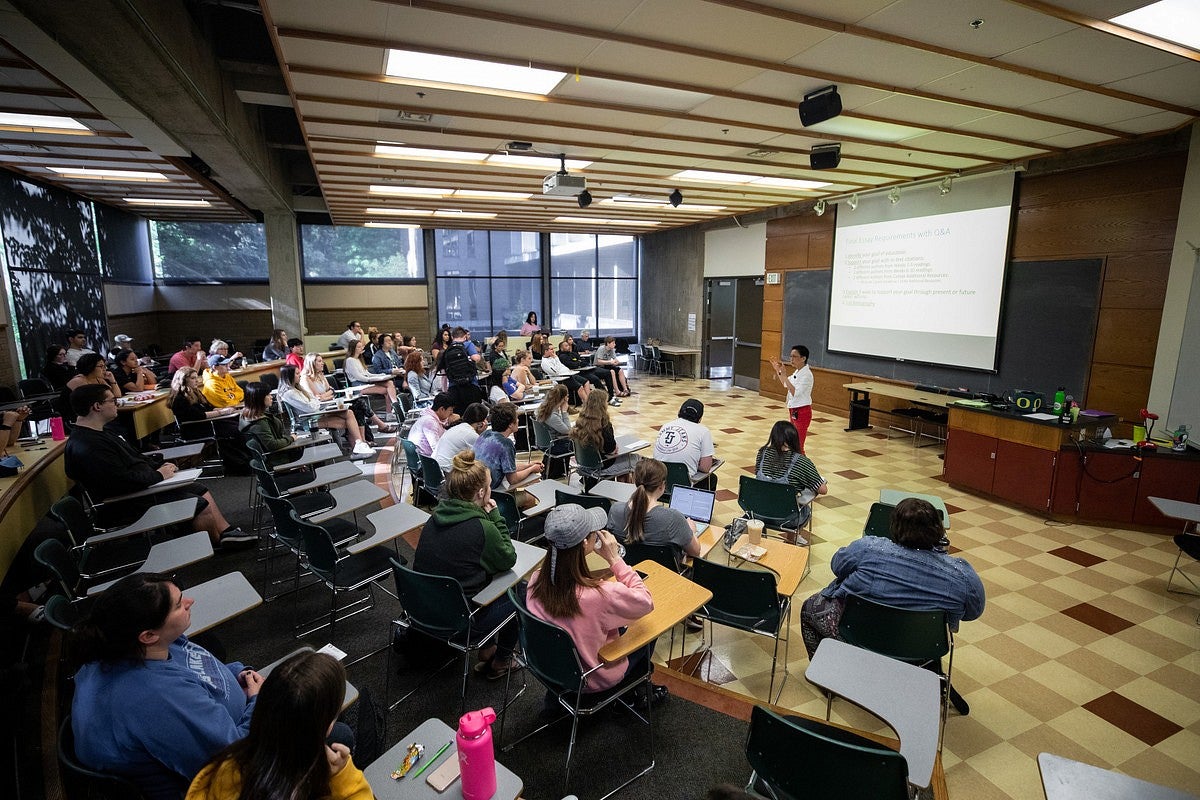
left=810, top=143, right=841, bottom=170
left=798, top=85, right=842, bottom=127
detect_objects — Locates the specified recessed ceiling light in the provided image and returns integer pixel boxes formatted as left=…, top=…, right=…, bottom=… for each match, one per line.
left=374, top=144, right=488, bottom=163
left=364, top=221, right=422, bottom=229
left=552, top=216, right=658, bottom=226
left=670, top=169, right=828, bottom=191
left=369, top=185, right=451, bottom=197
left=0, top=112, right=91, bottom=134
left=123, top=197, right=211, bottom=207
left=751, top=176, right=830, bottom=190
left=605, top=219, right=660, bottom=226
left=386, top=49, right=567, bottom=96
left=365, top=207, right=434, bottom=216
left=48, top=167, right=169, bottom=182
left=1111, top=0, right=1200, bottom=50
left=433, top=209, right=497, bottom=218
left=609, top=194, right=663, bottom=205
left=674, top=204, right=726, bottom=212
left=485, top=153, right=592, bottom=171
left=453, top=189, right=532, bottom=200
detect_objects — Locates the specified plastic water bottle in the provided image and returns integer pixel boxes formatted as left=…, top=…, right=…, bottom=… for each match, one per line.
left=49, top=416, right=66, bottom=441
left=457, top=707, right=498, bottom=800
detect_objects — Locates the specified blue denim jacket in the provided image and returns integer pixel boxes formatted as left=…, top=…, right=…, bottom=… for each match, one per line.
left=819, top=536, right=985, bottom=630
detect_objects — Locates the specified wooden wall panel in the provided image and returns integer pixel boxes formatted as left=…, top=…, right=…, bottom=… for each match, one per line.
left=1087, top=363, right=1153, bottom=429
left=1018, top=153, right=1186, bottom=207
left=1093, top=308, right=1162, bottom=367
left=808, top=231, right=834, bottom=267
left=304, top=307, right=430, bottom=342
left=762, top=330, right=782, bottom=363
left=767, top=214, right=828, bottom=238
left=1011, top=188, right=1182, bottom=258
left=765, top=234, right=809, bottom=270
left=1102, top=252, right=1171, bottom=309
left=762, top=299, right=783, bottom=333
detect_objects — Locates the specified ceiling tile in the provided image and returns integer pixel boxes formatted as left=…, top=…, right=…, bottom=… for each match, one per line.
left=553, top=75, right=712, bottom=113
left=1001, top=27, right=1183, bottom=84
left=858, top=0, right=1077, bottom=58
left=613, top=0, right=826, bottom=61
left=854, top=94, right=995, bottom=128
left=787, top=33, right=975, bottom=88
left=1104, top=62, right=1200, bottom=107
left=918, top=64, right=1075, bottom=107
left=1019, top=89, right=1161, bottom=125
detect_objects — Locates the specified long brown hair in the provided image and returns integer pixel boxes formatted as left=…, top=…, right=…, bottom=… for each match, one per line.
left=625, top=459, right=666, bottom=544
left=569, top=389, right=610, bottom=451
left=169, top=366, right=203, bottom=405
left=530, top=543, right=600, bottom=618
left=403, top=350, right=424, bottom=376
left=535, top=383, right=568, bottom=422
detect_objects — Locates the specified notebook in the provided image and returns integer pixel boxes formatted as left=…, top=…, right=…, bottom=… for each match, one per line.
left=669, top=485, right=716, bottom=535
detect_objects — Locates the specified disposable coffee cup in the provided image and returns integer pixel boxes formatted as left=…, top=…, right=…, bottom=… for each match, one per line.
left=747, top=519, right=764, bottom=545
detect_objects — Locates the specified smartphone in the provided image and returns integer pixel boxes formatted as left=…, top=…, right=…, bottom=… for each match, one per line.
left=426, top=756, right=460, bottom=792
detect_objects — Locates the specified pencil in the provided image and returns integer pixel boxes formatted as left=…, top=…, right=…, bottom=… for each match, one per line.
left=411, top=740, right=453, bottom=780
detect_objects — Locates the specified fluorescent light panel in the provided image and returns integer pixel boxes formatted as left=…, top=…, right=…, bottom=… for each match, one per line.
left=553, top=216, right=659, bottom=226
left=0, top=112, right=91, bottom=134
left=123, top=197, right=211, bottom=207
left=433, top=210, right=497, bottom=219
left=370, top=185, right=531, bottom=200
left=485, top=153, right=592, bottom=171
left=670, top=169, right=828, bottom=190
left=48, top=166, right=169, bottom=182
left=1111, top=0, right=1200, bottom=50
left=364, top=222, right=422, bottom=229
left=601, top=196, right=725, bottom=212
left=374, top=144, right=488, bottom=162
left=453, top=189, right=532, bottom=200
left=385, top=49, right=566, bottom=95
left=366, top=207, right=434, bottom=216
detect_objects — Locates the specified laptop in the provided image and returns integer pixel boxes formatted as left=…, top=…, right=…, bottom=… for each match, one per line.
left=669, top=485, right=717, bottom=536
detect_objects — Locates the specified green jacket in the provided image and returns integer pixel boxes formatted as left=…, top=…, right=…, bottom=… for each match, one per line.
left=413, top=498, right=516, bottom=596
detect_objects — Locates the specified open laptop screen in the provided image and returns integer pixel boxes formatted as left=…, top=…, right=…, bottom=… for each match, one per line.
left=669, top=485, right=716, bottom=524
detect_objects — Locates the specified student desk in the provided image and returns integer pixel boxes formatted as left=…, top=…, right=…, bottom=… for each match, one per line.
left=116, top=389, right=175, bottom=440
left=185, top=571, right=262, bottom=636
left=364, top=717, right=523, bottom=800
left=598, top=561, right=712, bottom=662
left=727, top=534, right=809, bottom=597
left=0, top=437, right=70, bottom=582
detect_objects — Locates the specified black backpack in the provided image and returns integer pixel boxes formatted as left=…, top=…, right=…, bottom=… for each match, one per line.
left=439, top=342, right=476, bottom=385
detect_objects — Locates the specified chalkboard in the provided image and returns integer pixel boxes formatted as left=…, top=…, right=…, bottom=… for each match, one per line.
left=782, top=259, right=1103, bottom=401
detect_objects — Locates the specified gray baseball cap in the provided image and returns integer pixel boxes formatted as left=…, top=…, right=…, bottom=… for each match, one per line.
left=544, top=504, right=607, bottom=549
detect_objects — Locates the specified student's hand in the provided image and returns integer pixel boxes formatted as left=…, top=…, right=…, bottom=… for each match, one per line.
left=595, top=530, right=623, bottom=564
left=481, top=497, right=497, bottom=514
left=239, top=669, right=265, bottom=697
left=530, top=462, right=544, bottom=474
left=326, top=743, right=351, bottom=776
left=157, top=463, right=179, bottom=479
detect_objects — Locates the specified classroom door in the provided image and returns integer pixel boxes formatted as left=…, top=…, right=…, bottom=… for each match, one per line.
left=705, top=279, right=735, bottom=378
left=733, top=277, right=764, bottom=390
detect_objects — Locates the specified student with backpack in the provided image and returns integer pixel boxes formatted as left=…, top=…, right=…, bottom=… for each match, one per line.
left=437, top=326, right=485, bottom=411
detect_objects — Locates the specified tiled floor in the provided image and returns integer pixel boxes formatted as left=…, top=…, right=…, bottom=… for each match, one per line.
left=570, top=373, right=1199, bottom=798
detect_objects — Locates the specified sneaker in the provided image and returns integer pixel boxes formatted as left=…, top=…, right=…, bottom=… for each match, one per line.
left=219, top=529, right=257, bottom=548
left=608, top=398, right=622, bottom=407
left=351, top=440, right=375, bottom=457
left=631, top=683, right=669, bottom=710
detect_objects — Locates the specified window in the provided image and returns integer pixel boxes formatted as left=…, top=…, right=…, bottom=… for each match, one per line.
left=549, top=233, right=637, bottom=336
left=150, top=221, right=268, bottom=282
left=434, top=230, right=542, bottom=335
left=300, top=224, right=424, bottom=280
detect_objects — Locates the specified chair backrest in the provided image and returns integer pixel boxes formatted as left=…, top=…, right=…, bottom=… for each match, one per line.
left=572, top=441, right=604, bottom=472
left=837, top=594, right=950, bottom=665
left=34, top=539, right=81, bottom=599
left=390, top=558, right=473, bottom=641
left=291, top=512, right=340, bottom=580
left=531, top=419, right=556, bottom=450
left=398, top=391, right=415, bottom=415
left=555, top=490, right=610, bottom=513
left=508, top=587, right=587, bottom=693
left=44, top=593, right=81, bottom=631
left=738, top=475, right=800, bottom=521
left=622, top=540, right=680, bottom=573
left=862, top=502, right=896, bottom=538
left=244, top=436, right=266, bottom=458
left=745, top=706, right=909, bottom=800
left=690, top=557, right=781, bottom=631
left=661, top=461, right=692, bottom=501
left=259, top=488, right=306, bottom=548
left=492, top=490, right=522, bottom=536
left=419, top=454, right=445, bottom=490
left=259, top=372, right=279, bottom=391
left=18, top=377, right=51, bottom=398
left=401, top=437, right=423, bottom=475
left=50, top=496, right=96, bottom=548
left=59, top=715, right=149, bottom=800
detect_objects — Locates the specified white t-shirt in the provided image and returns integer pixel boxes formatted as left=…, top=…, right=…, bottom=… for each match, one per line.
left=434, top=422, right=481, bottom=473
left=336, top=330, right=361, bottom=350
left=787, top=364, right=814, bottom=409
left=653, top=418, right=715, bottom=480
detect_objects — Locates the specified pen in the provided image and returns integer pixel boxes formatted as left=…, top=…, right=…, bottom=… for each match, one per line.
left=411, top=740, right=453, bottom=780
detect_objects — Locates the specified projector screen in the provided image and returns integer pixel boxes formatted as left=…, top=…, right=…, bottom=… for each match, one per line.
left=828, top=172, right=1016, bottom=371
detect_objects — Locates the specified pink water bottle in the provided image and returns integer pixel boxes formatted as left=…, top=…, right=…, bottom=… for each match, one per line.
left=457, top=706, right=498, bottom=800
left=49, top=416, right=65, bottom=441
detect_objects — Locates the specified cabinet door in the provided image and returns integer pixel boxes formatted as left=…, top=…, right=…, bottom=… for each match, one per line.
left=945, top=429, right=996, bottom=495
left=1134, top=457, right=1200, bottom=528
left=1052, top=450, right=1083, bottom=515
left=992, top=440, right=1056, bottom=512
left=1077, top=450, right=1140, bottom=523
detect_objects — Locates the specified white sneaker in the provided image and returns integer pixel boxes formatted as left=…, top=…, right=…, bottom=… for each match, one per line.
left=351, top=440, right=375, bottom=457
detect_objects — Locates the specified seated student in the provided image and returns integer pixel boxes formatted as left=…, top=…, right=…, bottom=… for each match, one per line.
left=262, top=329, right=289, bottom=362
left=607, top=458, right=701, bottom=564
left=406, top=392, right=457, bottom=458
left=412, top=451, right=518, bottom=680
left=525, top=504, right=667, bottom=707
left=362, top=326, right=381, bottom=362
left=371, top=333, right=406, bottom=385
left=186, top=651, right=368, bottom=800
left=335, top=321, right=362, bottom=351
left=168, top=338, right=206, bottom=376
left=65, top=329, right=96, bottom=367
left=171, top=367, right=238, bottom=438
left=486, top=330, right=510, bottom=368
left=206, top=340, right=242, bottom=370
left=576, top=330, right=594, bottom=355
left=65, top=385, right=253, bottom=548
left=472, top=403, right=543, bottom=505
left=652, top=399, right=717, bottom=491
left=519, top=311, right=540, bottom=337
left=526, top=331, right=547, bottom=359
left=569, top=390, right=638, bottom=481
left=343, top=338, right=398, bottom=408
left=593, top=336, right=631, bottom=397
left=508, top=350, right=540, bottom=398
left=557, top=340, right=618, bottom=404
left=277, top=364, right=374, bottom=459
left=754, top=420, right=828, bottom=535
left=44, top=345, right=74, bottom=391
left=238, top=382, right=300, bottom=455
left=298, top=352, right=393, bottom=438
left=539, top=347, right=591, bottom=409
left=433, top=403, right=490, bottom=474
left=71, top=573, right=264, bottom=800
left=66, top=352, right=123, bottom=401
left=0, top=406, right=31, bottom=457
left=404, top=350, right=436, bottom=405
left=533, top=384, right=573, bottom=479
left=111, top=348, right=157, bottom=394
left=800, top=498, right=985, bottom=665
left=284, top=338, right=306, bottom=369
left=200, top=356, right=244, bottom=409
left=430, top=327, right=452, bottom=359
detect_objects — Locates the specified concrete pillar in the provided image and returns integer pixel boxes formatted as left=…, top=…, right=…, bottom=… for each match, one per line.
left=264, top=211, right=306, bottom=337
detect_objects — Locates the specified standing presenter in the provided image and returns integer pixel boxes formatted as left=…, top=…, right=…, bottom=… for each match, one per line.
left=771, top=344, right=813, bottom=453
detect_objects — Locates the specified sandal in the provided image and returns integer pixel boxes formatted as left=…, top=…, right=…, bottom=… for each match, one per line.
left=473, top=659, right=518, bottom=681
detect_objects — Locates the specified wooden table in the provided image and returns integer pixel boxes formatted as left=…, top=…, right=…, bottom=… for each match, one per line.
left=843, top=381, right=952, bottom=441
left=0, top=438, right=70, bottom=582
left=727, top=534, right=809, bottom=597
left=116, top=390, right=175, bottom=440
left=656, top=344, right=701, bottom=380
left=1037, top=752, right=1197, bottom=800
left=598, top=561, right=712, bottom=662
left=349, top=502, right=431, bottom=554
left=364, top=717, right=523, bottom=800
left=806, top=639, right=941, bottom=789
left=185, top=571, right=262, bottom=636
left=472, top=539, right=545, bottom=606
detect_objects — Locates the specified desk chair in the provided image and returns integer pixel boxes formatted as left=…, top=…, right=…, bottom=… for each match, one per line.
left=571, top=442, right=605, bottom=491
left=837, top=594, right=960, bottom=749
left=1166, top=532, right=1200, bottom=596
left=863, top=502, right=896, bottom=538
left=400, top=439, right=434, bottom=507
left=385, top=559, right=521, bottom=724
left=744, top=706, right=909, bottom=800
left=501, top=587, right=655, bottom=800
left=50, top=495, right=200, bottom=580
left=660, top=461, right=692, bottom=504
left=622, top=541, right=679, bottom=573
left=685, top=557, right=790, bottom=704
left=532, top=419, right=573, bottom=480
left=556, top=489, right=611, bottom=514
left=59, top=715, right=150, bottom=800
left=737, top=475, right=813, bottom=544
left=419, top=454, right=445, bottom=497
left=492, top=490, right=525, bottom=541
left=258, top=489, right=363, bottom=601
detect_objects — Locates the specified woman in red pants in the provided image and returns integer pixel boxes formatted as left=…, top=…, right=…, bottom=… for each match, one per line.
left=770, top=344, right=813, bottom=453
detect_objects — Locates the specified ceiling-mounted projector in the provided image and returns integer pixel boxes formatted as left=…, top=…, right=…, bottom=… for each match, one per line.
left=543, top=172, right=587, bottom=196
